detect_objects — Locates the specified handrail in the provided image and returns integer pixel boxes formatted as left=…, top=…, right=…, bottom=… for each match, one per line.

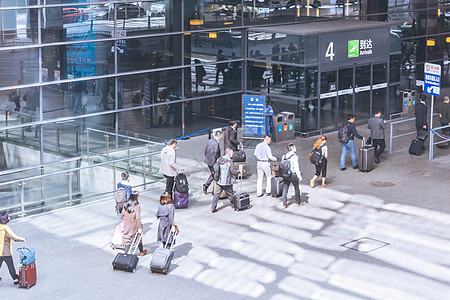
left=429, top=125, right=450, bottom=160
left=0, top=156, right=82, bottom=177
left=389, top=113, right=437, bottom=154
left=0, top=150, right=161, bottom=187
left=86, top=127, right=166, bottom=145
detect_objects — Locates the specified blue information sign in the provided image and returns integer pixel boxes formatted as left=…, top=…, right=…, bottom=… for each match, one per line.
left=424, top=62, right=441, bottom=96
left=243, top=95, right=265, bottom=136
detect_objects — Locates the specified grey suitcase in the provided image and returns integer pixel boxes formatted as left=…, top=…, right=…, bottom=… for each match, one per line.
left=359, top=140, right=374, bottom=172
left=271, top=177, right=283, bottom=197
left=150, top=230, right=178, bottom=275
left=112, top=232, right=142, bottom=272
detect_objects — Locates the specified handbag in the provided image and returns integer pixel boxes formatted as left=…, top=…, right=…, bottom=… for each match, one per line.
left=19, top=247, right=36, bottom=266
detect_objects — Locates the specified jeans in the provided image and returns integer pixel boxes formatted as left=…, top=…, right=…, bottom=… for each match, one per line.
left=340, top=140, right=357, bottom=168
left=0, top=256, right=19, bottom=280
left=372, top=139, right=386, bottom=160
left=282, top=174, right=301, bottom=205
left=164, top=175, right=175, bottom=198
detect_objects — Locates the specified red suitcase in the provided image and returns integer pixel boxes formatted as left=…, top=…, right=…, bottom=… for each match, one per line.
left=18, top=262, right=37, bottom=289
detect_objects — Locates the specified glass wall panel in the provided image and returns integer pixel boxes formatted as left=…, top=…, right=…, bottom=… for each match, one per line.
left=354, top=65, right=371, bottom=121
left=338, top=67, right=353, bottom=126
left=118, top=35, right=181, bottom=73
left=42, top=42, right=113, bottom=83
left=186, top=30, right=242, bottom=63
left=188, top=62, right=241, bottom=97
left=0, top=48, right=39, bottom=87
left=320, top=70, right=337, bottom=131
left=0, top=8, right=36, bottom=45
left=184, top=0, right=242, bottom=29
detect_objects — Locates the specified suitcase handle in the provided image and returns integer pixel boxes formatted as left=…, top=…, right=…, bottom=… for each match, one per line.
left=164, top=228, right=178, bottom=250
left=128, top=232, right=143, bottom=255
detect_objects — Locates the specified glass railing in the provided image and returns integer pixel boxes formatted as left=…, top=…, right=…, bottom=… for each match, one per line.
left=0, top=150, right=164, bottom=219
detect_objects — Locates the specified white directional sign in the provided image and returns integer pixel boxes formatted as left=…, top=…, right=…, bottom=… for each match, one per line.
left=424, top=62, right=441, bottom=96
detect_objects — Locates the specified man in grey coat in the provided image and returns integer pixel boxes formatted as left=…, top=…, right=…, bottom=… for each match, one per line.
left=203, top=130, right=223, bottom=194
left=211, top=147, right=240, bottom=213
left=159, top=139, right=183, bottom=197
left=368, top=109, right=386, bottom=164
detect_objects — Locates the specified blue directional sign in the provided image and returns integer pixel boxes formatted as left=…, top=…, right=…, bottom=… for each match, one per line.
left=243, top=95, right=265, bottom=136
left=111, top=40, right=127, bottom=55
left=424, top=62, right=441, bottom=96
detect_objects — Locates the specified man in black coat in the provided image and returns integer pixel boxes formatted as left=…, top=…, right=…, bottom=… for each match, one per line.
left=203, top=130, right=223, bottom=194
left=223, top=120, right=240, bottom=152
left=415, top=95, right=428, bottom=150
left=415, top=95, right=428, bottom=133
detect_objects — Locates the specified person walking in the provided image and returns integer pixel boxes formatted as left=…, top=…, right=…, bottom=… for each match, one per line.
left=265, top=101, right=274, bottom=136
left=215, top=49, right=227, bottom=85
left=368, top=109, right=387, bottom=164
left=223, top=120, right=240, bottom=152
left=203, top=130, right=223, bottom=194
left=122, top=192, right=147, bottom=256
left=0, top=213, right=26, bottom=285
left=436, top=96, right=450, bottom=134
left=415, top=95, right=428, bottom=150
left=281, top=143, right=303, bottom=208
left=159, top=139, right=183, bottom=198
left=310, top=135, right=328, bottom=188
left=211, top=147, right=240, bottom=213
left=340, top=114, right=365, bottom=171
left=156, top=192, right=176, bottom=248
left=115, top=171, right=132, bottom=223
left=254, top=135, right=277, bottom=197
left=194, top=59, right=206, bottom=92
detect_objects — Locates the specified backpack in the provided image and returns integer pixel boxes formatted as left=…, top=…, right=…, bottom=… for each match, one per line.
left=279, top=154, right=294, bottom=178
left=337, top=124, right=350, bottom=143
left=174, top=173, right=189, bottom=193
left=114, top=188, right=127, bottom=211
left=212, top=161, right=220, bottom=182
left=309, top=146, right=323, bottom=165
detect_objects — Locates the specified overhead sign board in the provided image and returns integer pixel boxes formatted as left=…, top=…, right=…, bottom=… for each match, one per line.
left=424, top=62, right=441, bottom=96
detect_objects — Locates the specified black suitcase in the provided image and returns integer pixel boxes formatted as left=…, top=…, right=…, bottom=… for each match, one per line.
left=409, top=139, right=423, bottom=156
left=416, top=130, right=428, bottom=142
left=150, top=230, right=178, bottom=275
left=112, top=233, right=142, bottom=273
left=233, top=173, right=251, bottom=211
left=232, top=144, right=246, bottom=162
left=271, top=177, right=283, bottom=197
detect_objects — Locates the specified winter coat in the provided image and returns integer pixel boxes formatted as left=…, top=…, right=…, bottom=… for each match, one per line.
left=122, top=204, right=143, bottom=246
left=159, top=145, right=181, bottom=177
left=0, top=224, right=25, bottom=257
left=217, top=155, right=239, bottom=186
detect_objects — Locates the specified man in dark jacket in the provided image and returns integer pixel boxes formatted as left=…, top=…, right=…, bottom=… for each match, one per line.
left=203, top=130, right=223, bottom=194
left=415, top=95, right=428, bottom=150
left=415, top=95, right=428, bottom=133
left=340, top=114, right=365, bottom=171
left=368, top=109, right=386, bottom=164
left=223, top=120, right=240, bottom=151
left=211, top=147, right=240, bottom=213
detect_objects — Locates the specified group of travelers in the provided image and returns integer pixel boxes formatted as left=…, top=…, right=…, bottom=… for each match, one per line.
left=115, top=171, right=176, bottom=257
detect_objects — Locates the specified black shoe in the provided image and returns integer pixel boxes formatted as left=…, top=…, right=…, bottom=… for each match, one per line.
left=266, top=193, right=271, bottom=196
left=353, top=165, right=359, bottom=169
left=340, top=168, right=346, bottom=171
left=13, top=278, right=19, bottom=285
left=211, top=209, right=218, bottom=213
left=257, top=194, right=264, bottom=197
left=374, top=157, right=380, bottom=164
left=203, top=185, right=208, bottom=195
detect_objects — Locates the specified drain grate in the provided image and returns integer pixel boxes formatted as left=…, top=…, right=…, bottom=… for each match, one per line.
left=370, top=181, right=395, bottom=187
left=341, top=237, right=389, bottom=253
left=411, top=171, right=434, bottom=177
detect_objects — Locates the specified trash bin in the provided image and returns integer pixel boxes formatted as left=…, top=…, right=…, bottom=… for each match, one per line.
left=272, top=114, right=284, bottom=142
left=400, top=90, right=411, bottom=113
left=408, top=89, right=417, bottom=113
left=281, top=111, right=295, bottom=141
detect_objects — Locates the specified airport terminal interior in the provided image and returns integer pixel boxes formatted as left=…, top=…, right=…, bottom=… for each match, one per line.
left=0, top=0, right=449, bottom=214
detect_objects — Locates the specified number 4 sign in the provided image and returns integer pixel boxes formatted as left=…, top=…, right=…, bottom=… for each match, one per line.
left=325, top=42, right=335, bottom=61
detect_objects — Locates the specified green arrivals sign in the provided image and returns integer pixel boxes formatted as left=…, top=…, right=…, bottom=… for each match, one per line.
left=348, top=40, right=359, bottom=58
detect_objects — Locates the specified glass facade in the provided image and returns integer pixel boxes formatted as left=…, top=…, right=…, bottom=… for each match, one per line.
left=0, top=1, right=447, bottom=175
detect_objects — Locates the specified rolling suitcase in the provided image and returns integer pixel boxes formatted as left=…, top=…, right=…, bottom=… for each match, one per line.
left=409, top=139, right=423, bottom=156
left=416, top=130, right=428, bottom=142
left=150, top=229, right=178, bottom=275
left=232, top=144, right=246, bottom=162
left=232, top=173, right=251, bottom=211
left=271, top=163, right=279, bottom=177
left=233, top=161, right=247, bottom=178
left=359, top=140, right=374, bottom=172
left=18, top=246, right=37, bottom=289
left=271, top=177, right=283, bottom=198
left=112, top=232, right=142, bottom=273
left=173, top=190, right=188, bottom=208
left=111, top=219, right=125, bottom=250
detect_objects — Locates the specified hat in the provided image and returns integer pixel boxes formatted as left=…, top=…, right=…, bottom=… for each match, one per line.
left=0, top=213, right=9, bottom=224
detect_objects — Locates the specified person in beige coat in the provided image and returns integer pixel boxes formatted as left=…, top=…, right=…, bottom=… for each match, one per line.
left=159, top=139, right=184, bottom=197
left=122, top=192, right=147, bottom=256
